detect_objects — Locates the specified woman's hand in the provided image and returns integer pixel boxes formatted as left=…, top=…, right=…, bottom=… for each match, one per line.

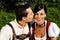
left=50, top=37, right=57, bottom=40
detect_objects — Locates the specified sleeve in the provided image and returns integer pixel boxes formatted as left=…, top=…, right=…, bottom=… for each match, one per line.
left=0, top=25, right=11, bottom=40
left=48, top=22, right=60, bottom=37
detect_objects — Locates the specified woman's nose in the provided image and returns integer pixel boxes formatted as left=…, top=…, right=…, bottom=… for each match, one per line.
left=38, top=14, right=41, bottom=18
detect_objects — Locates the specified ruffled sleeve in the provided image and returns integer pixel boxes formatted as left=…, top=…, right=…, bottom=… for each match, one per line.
left=48, top=22, right=60, bottom=37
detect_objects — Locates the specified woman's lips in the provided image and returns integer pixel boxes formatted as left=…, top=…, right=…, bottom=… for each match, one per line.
left=37, top=19, right=41, bottom=21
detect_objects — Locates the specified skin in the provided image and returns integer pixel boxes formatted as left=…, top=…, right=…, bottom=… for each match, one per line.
left=35, top=9, right=46, bottom=25
left=34, top=9, right=57, bottom=40
left=25, top=7, right=34, bottom=22
left=50, top=37, right=57, bottom=40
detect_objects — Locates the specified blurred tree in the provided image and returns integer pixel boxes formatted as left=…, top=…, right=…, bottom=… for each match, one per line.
left=0, top=0, right=60, bottom=12
left=0, top=0, right=18, bottom=12
left=0, top=0, right=33, bottom=12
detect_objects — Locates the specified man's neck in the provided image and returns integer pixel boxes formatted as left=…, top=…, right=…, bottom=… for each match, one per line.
left=17, top=20, right=26, bottom=28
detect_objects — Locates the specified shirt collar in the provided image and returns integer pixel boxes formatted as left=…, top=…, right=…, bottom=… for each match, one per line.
left=14, top=19, right=28, bottom=29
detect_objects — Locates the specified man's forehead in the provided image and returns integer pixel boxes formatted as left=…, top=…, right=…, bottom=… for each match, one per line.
left=26, top=7, right=32, bottom=14
left=26, top=7, right=31, bottom=11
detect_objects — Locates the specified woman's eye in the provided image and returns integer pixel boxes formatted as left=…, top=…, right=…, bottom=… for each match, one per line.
left=40, top=13, right=43, bottom=15
left=35, top=13, right=38, bottom=15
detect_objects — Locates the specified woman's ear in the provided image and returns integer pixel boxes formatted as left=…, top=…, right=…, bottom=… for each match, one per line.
left=45, top=13, right=46, bottom=17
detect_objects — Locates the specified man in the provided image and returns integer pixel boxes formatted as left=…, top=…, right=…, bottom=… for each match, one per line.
left=0, top=3, right=34, bottom=40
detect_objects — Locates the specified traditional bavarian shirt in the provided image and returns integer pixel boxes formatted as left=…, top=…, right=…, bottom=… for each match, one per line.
left=0, top=19, right=29, bottom=40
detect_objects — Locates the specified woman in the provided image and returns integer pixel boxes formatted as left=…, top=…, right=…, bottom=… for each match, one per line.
left=31, top=3, right=59, bottom=40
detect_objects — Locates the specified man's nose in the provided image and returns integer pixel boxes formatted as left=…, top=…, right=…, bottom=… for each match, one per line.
left=32, top=13, right=34, bottom=17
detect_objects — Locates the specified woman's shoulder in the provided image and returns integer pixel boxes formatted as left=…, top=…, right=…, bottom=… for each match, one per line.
left=45, top=20, right=57, bottom=26
left=45, top=20, right=60, bottom=37
left=45, top=20, right=59, bottom=30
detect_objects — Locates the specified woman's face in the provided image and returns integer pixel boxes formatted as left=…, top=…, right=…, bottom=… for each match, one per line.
left=34, top=9, right=46, bottom=25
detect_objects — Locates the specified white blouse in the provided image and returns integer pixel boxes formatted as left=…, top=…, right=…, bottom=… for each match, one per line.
left=0, top=20, right=60, bottom=40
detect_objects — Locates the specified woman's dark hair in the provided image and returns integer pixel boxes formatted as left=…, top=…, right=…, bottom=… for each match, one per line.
left=34, top=3, right=47, bottom=14
left=15, top=3, right=30, bottom=21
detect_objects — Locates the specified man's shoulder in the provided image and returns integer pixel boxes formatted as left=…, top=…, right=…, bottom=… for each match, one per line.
left=9, top=19, right=16, bottom=23
left=0, top=24, right=12, bottom=33
left=0, top=19, right=15, bottom=32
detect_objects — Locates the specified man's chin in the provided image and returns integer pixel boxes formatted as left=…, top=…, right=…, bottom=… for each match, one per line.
left=28, top=20, right=32, bottom=22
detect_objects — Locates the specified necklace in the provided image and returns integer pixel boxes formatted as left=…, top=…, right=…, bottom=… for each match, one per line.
left=35, top=22, right=45, bottom=28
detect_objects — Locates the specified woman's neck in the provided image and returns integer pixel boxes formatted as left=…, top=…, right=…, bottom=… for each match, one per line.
left=36, top=21, right=45, bottom=27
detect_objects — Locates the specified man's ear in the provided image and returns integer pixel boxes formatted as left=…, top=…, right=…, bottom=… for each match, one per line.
left=22, top=17, right=26, bottom=21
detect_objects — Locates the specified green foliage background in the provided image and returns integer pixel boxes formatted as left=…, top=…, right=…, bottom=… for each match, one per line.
left=0, top=0, right=60, bottom=40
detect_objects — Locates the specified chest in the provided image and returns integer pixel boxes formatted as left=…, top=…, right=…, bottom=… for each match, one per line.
left=11, top=27, right=30, bottom=40
left=35, top=26, right=46, bottom=38
left=15, top=28, right=29, bottom=35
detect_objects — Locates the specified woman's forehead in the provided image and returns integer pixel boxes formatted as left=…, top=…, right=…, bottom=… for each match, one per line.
left=36, top=9, right=45, bottom=14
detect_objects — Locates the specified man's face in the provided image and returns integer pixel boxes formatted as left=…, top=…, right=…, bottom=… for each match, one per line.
left=25, top=7, right=34, bottom=22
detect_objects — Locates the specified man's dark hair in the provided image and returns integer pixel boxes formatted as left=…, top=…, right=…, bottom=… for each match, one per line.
left=15, top=3, right=30, bottom=21
left=34, top=3, right=47, bottom=14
